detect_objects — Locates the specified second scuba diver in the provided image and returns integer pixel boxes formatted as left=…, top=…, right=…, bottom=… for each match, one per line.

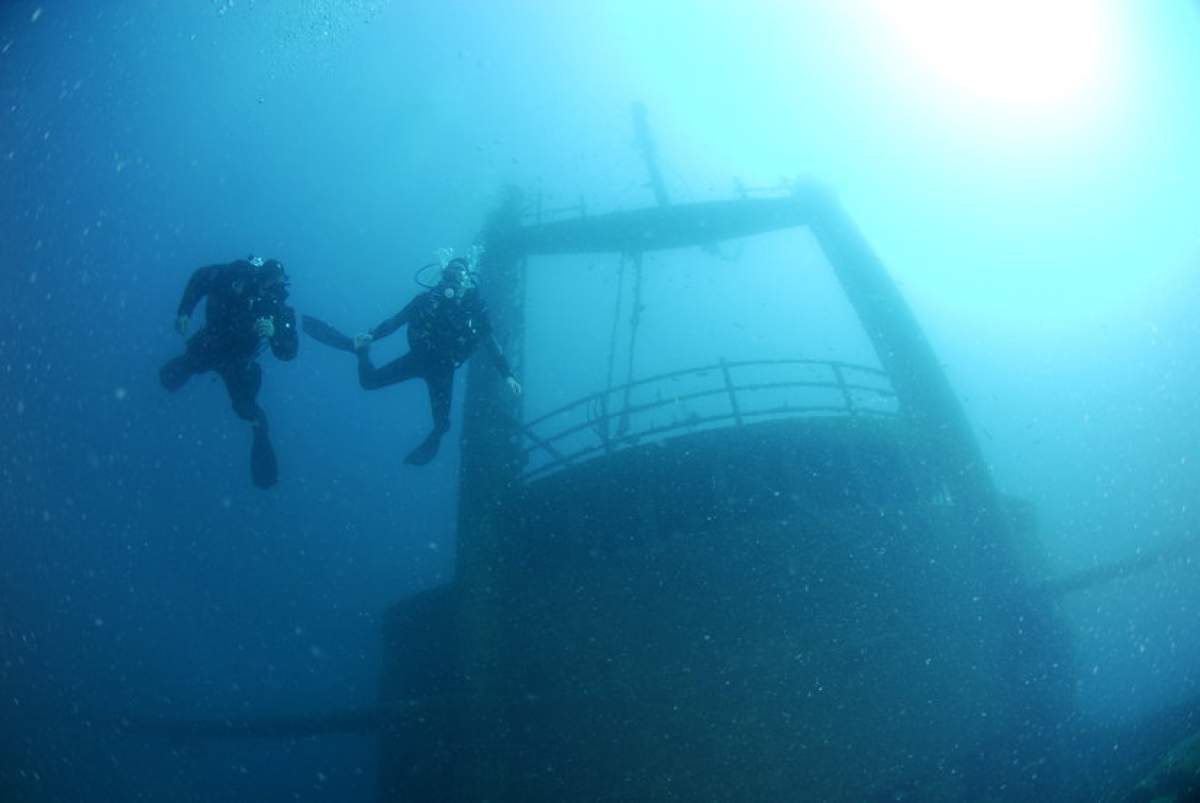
left=302, top=257, right=521, bottom=466
left=160, top=255, right=298, bottom=489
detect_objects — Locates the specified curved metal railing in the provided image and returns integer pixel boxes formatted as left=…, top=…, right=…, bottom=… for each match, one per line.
left=517, top=358, right=899, bottom=482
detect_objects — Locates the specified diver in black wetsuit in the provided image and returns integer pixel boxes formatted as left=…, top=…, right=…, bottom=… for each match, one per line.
left=160, top=256, right=298, bottom=489
left=302, top=258, right=521, bottom=466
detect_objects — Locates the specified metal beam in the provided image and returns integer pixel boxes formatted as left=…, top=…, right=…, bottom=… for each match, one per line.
left=515, top=196, right=808, bottom=255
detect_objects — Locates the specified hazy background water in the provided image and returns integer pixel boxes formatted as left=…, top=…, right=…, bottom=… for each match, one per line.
left=2, top=2, right=1198, bottom=800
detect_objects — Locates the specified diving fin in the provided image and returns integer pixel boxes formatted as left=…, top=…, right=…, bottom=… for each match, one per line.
left=301, top=315, right=356, bottom=353
left=404, top=430, right=444, bottom=466
left=251, top=421, right=278, bottom=489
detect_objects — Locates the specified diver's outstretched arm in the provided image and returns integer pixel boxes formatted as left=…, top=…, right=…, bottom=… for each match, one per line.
left=368, top=297, right=419, bottom=342
left=483, top=333, right=521, bottom=395
left=483, top=333, right=513, bottom=379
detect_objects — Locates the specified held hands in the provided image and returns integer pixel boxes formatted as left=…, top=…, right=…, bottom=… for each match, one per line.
left=255, top=316, right=275, bottom=339
left=353, top=333, right=374, bottom=351
left=175, top=314, right=190, bottom=336
left=506, top=376, right=523, bottom=396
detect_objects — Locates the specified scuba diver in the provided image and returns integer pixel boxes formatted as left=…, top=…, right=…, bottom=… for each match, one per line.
left=302, top=256, right=521, bottom=466
left=159, top=256, right=298, bottom=489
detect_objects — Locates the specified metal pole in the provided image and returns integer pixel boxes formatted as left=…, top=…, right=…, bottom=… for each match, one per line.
left=719, top=358, right=744, bottom=427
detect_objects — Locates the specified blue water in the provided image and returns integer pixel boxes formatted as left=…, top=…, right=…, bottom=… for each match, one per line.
left=2, top=3, right=1198, bottom=801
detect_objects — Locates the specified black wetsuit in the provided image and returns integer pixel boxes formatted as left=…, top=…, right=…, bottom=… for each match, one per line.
left=303, top=283, right=512, bottom=465
left=160, top=260, right=298, bottom=488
